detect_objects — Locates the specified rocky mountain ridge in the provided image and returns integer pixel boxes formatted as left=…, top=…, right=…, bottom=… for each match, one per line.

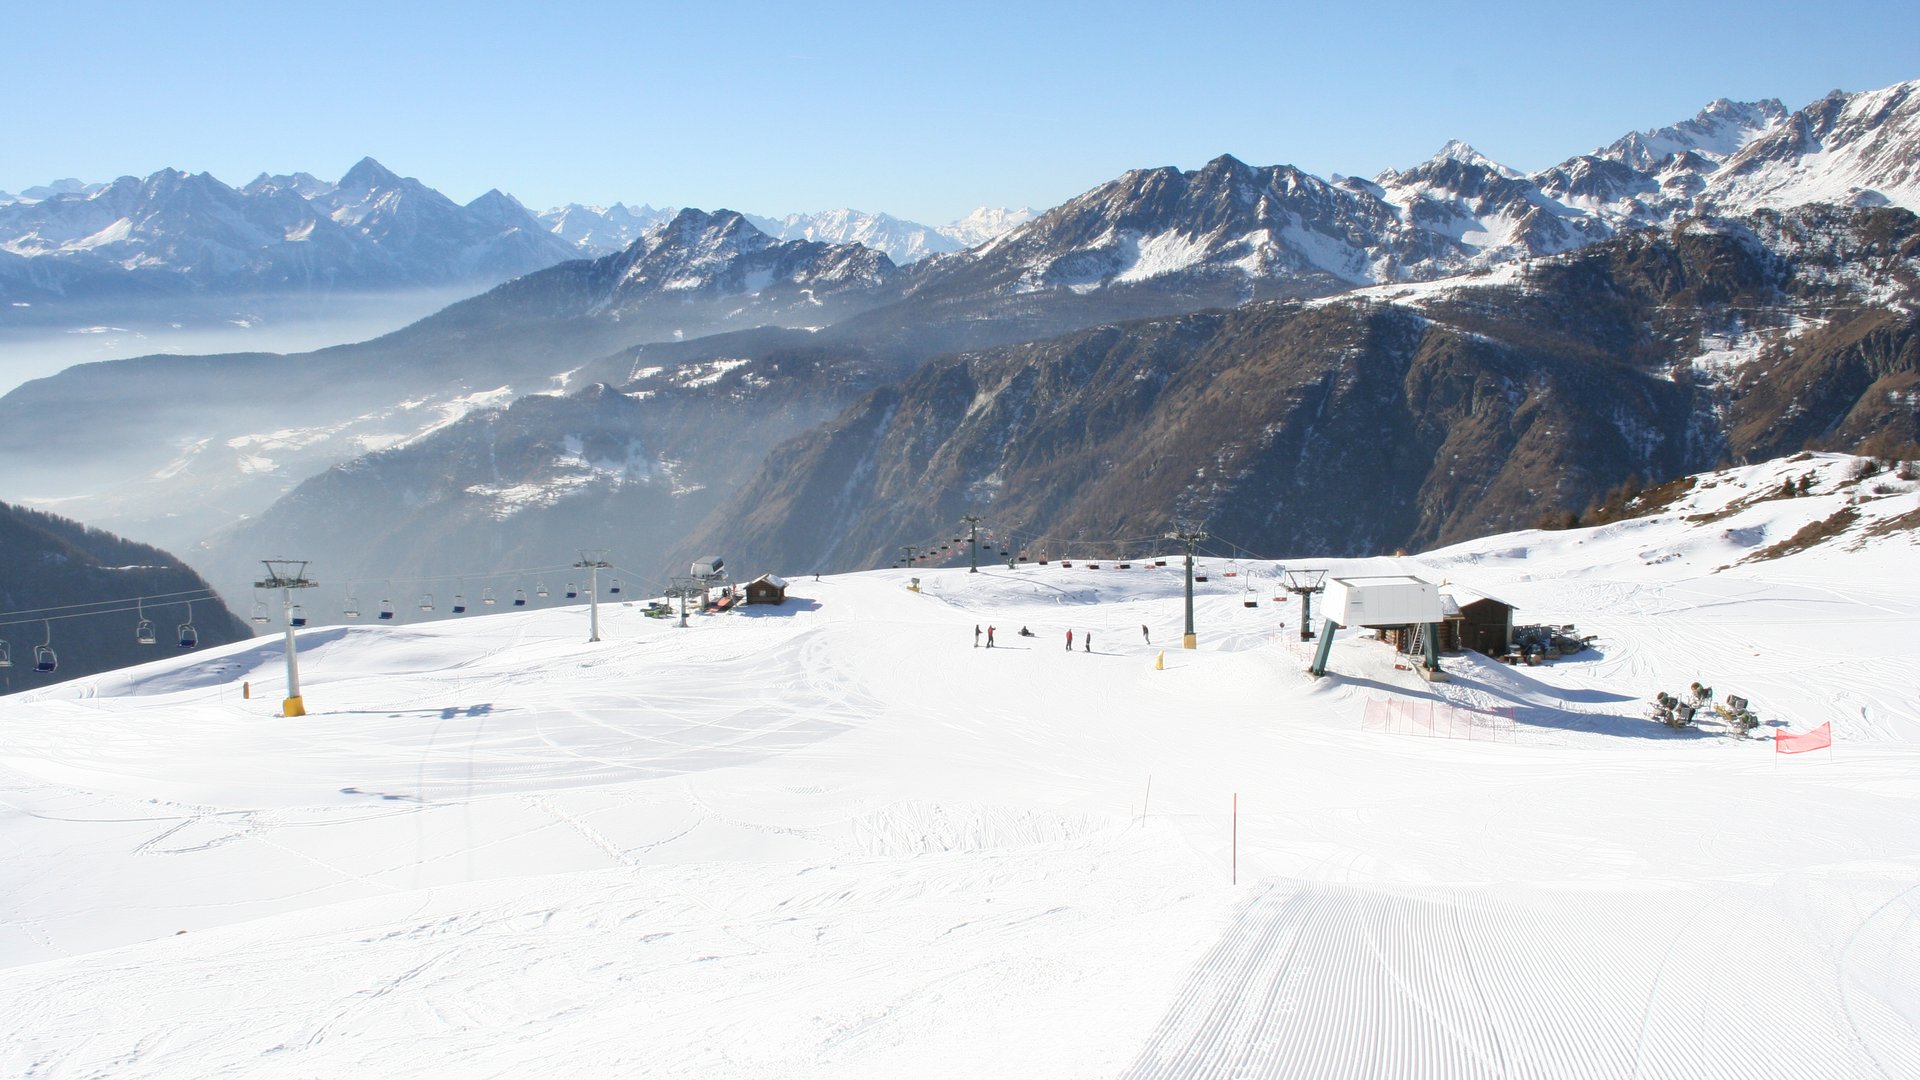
left=670, top=203, right=1920, bottom=578
left=3, top=78, right=1917, bottom=606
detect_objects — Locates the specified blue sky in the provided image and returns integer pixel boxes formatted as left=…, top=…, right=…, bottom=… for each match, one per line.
left=11, top=0, right=1919, bottom=223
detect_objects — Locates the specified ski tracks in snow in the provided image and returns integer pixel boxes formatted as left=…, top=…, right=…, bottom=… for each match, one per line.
left=1122, top=874, right=1920, bottom=1079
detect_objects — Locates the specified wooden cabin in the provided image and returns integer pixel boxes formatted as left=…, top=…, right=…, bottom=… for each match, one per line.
left=1376, top=585, right=1515, bottom=656
left=744, top=574, right=789, bottom=606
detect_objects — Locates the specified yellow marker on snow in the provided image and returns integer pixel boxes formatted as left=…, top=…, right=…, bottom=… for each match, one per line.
left=1155, top=651, right=1164, bottom=670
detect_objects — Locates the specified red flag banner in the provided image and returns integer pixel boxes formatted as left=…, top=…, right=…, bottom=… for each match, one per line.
left=1776, top=722, right=1833, bottom=754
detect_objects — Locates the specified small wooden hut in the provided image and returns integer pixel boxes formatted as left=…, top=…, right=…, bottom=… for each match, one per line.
left=744, top=574, right=789, bottom=606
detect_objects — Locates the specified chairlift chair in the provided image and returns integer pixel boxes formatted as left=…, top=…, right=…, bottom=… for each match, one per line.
left=419, top=593, right=435, bottom=613
left=565, top=583, right=578, bottom=599
left=482, top=587, right=497, bottom=606
left=291, top=605, right=307, bottom=627
left=176, top=602, right=198, bottom=649
left=250, top=599, right=270, bottom=625
left=34, top=645, right=56, bottom=673
left=0, top=639, right=10, bottom=668
left=378, top=598, right=395, bottom=621
left=452, top=594, right=467, bottom=614
left=1243, top=585, right=1259, bottom=609
left=136, top=618, right=157, bottom=645
left=343, top=594, right=361, bottom=619
left=513, top=588, right=527, bottom=607
left=535, top=581, right=550, bottom=599
left=609, top=579, right=622, bottom=595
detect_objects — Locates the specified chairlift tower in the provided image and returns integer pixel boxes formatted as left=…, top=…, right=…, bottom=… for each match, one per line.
left=960, top=515, right=983, bottom=573
left=668, top=558, right=728, bottom=628
left=1282, top=568, right=1329, bottom=643
left=575, top=549, right=613, bottom=642
left=255, top=559, right=319, bottom=717
left=1166, top=526, right=1209, bottom=649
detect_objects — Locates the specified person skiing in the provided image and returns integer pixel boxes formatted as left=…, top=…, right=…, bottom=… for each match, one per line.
left=1141, top=623, right=1150, bottom=644
left=1084, top=631, right=1092, bottom=652
left=1066, top=629, right=1073, bottom=651
left=974, top=624, right=981, bottom=648
left=987, top=625, right=996, bottom=648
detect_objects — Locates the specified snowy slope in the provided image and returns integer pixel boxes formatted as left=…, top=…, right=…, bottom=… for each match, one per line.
left=1, top=452, right=1916, bottom=1077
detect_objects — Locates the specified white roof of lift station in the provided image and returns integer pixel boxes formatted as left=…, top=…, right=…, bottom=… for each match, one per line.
left=1325, top=575, right=1444, bottom=628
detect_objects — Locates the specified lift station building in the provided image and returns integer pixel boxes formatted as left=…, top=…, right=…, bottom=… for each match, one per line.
left=1309, top=574, right=1447, bottom=680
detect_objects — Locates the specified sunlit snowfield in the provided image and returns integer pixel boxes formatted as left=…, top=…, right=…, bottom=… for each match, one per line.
left=2, top=454, right=1916, bottom=1078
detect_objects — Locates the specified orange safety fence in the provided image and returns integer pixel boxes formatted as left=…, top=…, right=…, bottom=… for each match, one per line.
left=1362, top=697, right=1518, bottom=741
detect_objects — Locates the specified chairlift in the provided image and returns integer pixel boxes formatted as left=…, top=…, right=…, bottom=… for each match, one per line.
left=1061, top=560, right=1073, bottom=568
left=535, top=581, right=550, bottom=599
left=177, top=603, right=198, bottom=649
left=482, top=587, right=498, bottom=606
left=135, top=597, right=156, bottom=645
left=1087, top=562, right=1101, bottom=570
left=1118, top=561, right=1133, bottom=570
left=1243, top=585, right=1259, bottom=609
left=378, top=598, right=395, bottom=621
left=419, top=593, right=435, bottom=613
left=609, top=579, right=622, bottom=595
left=1155, top=559, right=1167, bottom=567
left=513, top=588, right=528, bottom=607
left=250, top=598, right=270, bottom=625
left=565, top=582, right=578, bottom=599
left=0, top=638, right=10, bottom=668
left=35, top=623, right=56, bottom=673
left=291, top=604, right=307, bottom=627
left=1195, top=573, right=1209, bottom=583
left=452, top=594, right=467, bottom=614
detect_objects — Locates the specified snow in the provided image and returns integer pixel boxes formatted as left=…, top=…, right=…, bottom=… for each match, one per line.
left=675, top=358, right=751, bottom=388
left=1111, top=230, right=1211, bottom=285
left=1, top=452, right=1917, bottom=1077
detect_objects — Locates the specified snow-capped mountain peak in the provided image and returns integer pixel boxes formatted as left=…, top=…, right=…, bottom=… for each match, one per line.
left=1597, top=96, right=1790, bottom=170
left=1430, top=139, right=1522, bottom=178
left=1704, top=80, right=1920, bottom=212
left=538, top=202, right=675, bottom=254
left=938, top=205, right=1038, bottom=248
left=335, top=156, right=406, bottom=196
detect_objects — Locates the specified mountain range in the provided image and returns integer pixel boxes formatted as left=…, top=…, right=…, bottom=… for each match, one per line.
left=2, top=79, right=1916, bottom=612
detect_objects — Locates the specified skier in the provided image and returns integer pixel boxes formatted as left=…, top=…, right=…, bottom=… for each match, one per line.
left=1085, top=631, right=1092, bottom=652
left=1066, top=629, right=1073, bottom=651
left=987, top=625, right=996, bottom=648
left=974, top=624, right=981, bottom=648
left=1141, top=623, right=1150, bottom=645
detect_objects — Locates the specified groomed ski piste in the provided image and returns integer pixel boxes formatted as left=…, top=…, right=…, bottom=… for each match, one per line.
left=2, top=452, right=1916, bottom=1079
